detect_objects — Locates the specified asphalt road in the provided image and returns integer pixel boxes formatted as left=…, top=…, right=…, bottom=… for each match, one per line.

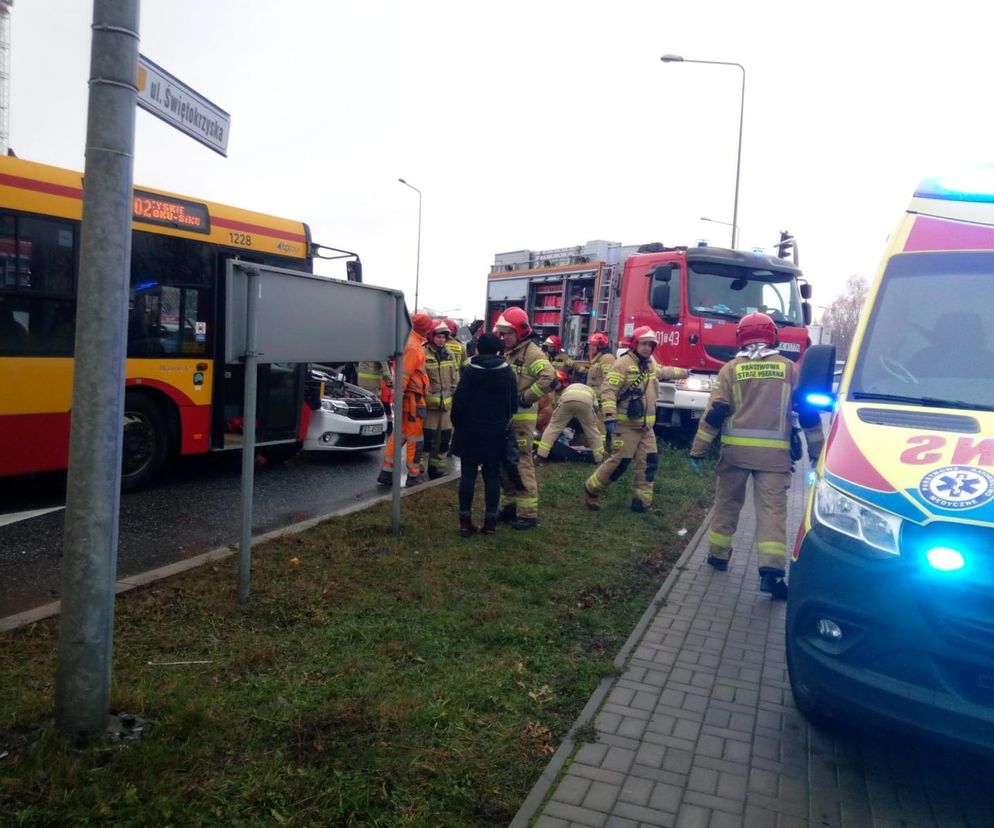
left=0, top=447, right=386, bottom=619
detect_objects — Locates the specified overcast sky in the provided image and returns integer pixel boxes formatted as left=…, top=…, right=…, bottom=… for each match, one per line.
left=10, top=1, right=994, bottom=322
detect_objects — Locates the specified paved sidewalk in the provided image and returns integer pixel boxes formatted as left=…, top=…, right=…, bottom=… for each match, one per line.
left=513, top=473, right=994, bottom=828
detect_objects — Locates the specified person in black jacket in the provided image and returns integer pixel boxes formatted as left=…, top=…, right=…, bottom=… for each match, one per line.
left=450, top=333, right=519, bottom=536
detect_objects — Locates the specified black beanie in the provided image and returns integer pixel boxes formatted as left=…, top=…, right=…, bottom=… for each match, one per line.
left=476, top=332, right=501, bottom=355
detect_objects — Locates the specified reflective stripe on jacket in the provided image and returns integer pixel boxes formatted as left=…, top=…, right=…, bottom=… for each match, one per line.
left=505, top=338, right=556, bottom=416
left=424, top=343, right=459, bottom=411
left=601, top=352, right=688, bottom=427
left=586, top=352, right=615, bottom=399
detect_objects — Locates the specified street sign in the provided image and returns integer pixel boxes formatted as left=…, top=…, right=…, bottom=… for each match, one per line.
left=136, top=54, right=230, bottom=157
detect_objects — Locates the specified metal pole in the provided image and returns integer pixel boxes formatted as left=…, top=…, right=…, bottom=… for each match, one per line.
left=731, top=64, right=745, bottom=250
left=391, top=293, right=405, bottom=532
left=398, top=179, right=422, bottom=313
left=238, top=266, right=260, bottom=603
left=660, top=56, right=745, bottom=250
left=55, top=0, right=140, bottom=741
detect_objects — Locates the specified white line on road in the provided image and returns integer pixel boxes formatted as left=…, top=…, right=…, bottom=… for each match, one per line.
left=0, top=506, right=65, bottom=528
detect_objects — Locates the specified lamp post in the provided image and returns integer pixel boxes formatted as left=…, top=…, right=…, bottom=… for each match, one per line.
left=398, top=178, right=422, bottom=312
left=699, top=216, right=739, bottom=238
left=661, top=54, right=745, bottom=250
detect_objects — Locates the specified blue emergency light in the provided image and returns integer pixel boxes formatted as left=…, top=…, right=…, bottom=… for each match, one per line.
left=916, top=167, right=994, bottom=203
left=804, top=392, right=835, bottom=410
left=925, top=546, right=966, bottom=572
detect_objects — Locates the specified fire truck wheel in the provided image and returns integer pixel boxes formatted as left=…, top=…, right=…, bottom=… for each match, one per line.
left=121, top=392, right=171, bottom=492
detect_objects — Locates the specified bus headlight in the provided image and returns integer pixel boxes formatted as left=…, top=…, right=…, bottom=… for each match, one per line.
left=813, top=478, right=902, bottom=556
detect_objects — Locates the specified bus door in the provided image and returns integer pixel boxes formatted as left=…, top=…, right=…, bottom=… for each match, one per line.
left=216, top=363, right=305, bottom=449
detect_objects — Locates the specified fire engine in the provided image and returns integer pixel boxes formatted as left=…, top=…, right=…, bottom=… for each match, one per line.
left=485, top=237, right=813, bottom=431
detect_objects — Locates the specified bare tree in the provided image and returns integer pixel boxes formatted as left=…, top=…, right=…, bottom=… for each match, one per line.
left=821, top=275, right=869, bottom=359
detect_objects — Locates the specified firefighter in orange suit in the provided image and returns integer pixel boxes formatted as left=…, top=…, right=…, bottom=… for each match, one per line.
left=493, top=307, right=556, bottom=530
left=423, top=319, right=460, bottom=479
left=376, top=313, right=433, bottom=487
left=536, top=381, right=605, bottom=463
left=689, top=312, right=824, bottom=599
left=584, top=326, right=688, bottom=512
left=584, top=332, right=615, bottom=452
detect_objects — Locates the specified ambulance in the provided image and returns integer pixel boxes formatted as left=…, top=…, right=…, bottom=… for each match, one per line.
left=787, top=170, right=994, bottom=752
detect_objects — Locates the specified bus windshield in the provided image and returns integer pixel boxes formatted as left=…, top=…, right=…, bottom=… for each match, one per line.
left=687, top=262, right=804, bottom=325
left=851, top=251, right=994, bottom=410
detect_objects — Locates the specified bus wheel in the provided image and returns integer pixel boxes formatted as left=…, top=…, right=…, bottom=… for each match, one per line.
left=122, top=394, right=170, bottom=491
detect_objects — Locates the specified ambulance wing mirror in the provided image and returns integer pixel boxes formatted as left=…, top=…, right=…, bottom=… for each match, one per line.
left=796, top=343, right=837, bottom=410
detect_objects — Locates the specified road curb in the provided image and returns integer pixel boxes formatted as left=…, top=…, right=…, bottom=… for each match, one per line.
left=0, top=471, right=459, bottom=633
left=509, top=507, right=713, bottom=828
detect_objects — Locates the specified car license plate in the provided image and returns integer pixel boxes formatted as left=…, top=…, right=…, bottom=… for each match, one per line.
left=361, top=424, right=384, bottom=436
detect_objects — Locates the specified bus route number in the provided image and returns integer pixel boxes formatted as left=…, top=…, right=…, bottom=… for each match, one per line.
left=228, top=232, right=252, bottom=247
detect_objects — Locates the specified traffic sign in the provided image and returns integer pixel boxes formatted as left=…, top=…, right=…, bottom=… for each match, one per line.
left=136, top=54, right=230, bottom=157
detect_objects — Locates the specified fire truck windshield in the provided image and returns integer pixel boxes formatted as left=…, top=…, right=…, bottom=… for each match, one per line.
left=687, top=262, right=804, bottom=325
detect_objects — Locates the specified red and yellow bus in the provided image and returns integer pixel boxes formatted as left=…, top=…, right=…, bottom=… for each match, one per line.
left=0, top=155, right=332, bottom=489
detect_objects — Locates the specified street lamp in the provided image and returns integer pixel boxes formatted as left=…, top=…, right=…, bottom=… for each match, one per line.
left=398, top=178, right=422, bottom=312
left=699, top=216, right=739, bottom=236
left=661, top=54, right=745, bottom=250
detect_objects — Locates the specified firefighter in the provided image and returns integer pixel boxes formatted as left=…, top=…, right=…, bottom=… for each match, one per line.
left=688, top=312, right=824, bottom=600
left=584, top=326, right=688, bottom=512
left=542, top=334, right=578, bottom=380
left=443, top=318, right=469, bottom=371
left=493, top=307, right=557, bottom=529
left=376, top=313, right=433, bottom=487
left=536, top=380, right=605, bottom=463
left=357, top=359, right=394, bottom=433
left=585, top=332, right=615, bottom=451
left=423, top=319, right=459, bottom=479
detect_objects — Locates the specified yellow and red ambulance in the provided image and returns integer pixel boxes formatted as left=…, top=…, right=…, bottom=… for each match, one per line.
left=787, top=170, right=994, bottom=751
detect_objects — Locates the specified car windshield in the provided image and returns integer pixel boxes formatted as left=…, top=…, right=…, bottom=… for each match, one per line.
left=851, top=251, right=994, bottom=410
left=687, top=262, right=804, bottom=325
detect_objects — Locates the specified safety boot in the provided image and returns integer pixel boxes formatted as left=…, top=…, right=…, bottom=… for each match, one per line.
left=512, top=516, right=538, bottom=531
left=759, top=568, right=789, bottom=600
left=459, top=514, right=478, bottom=537
left=482, top=514, right=498, bottom=534
left=706, top=555, right=729, bottom=572
left=405, top=474, right=425, bottom=488
left=376, top=470, right=393, bottom=487
left=630, top=499, right=646, bottom=513
left=428, top=467, right=445, bottom=481
left=498, top=505, right=517, bottom=524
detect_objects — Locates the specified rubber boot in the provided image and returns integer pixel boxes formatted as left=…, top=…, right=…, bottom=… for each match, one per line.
left=428, top=467, right=444, bottom=481
left=459, top=514, right=477, bottom=537
left=405, top=474, right=425, bottom=488
left=630, top=499, right=646, bottom=513
left=706, top=555, right=729, bottom=572
left=376, top=470, right=393, bottom=487
left=498, top=505, right=517, bottom=524
left=482, top=514, right=498, bottom=534
left=512, top=516, right=538, bottom=531
left=759, top=568, right=789, bottom=600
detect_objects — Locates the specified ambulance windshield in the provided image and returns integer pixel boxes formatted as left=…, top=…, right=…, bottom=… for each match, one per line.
left=687, top=263, right=804, bottom=325
left=851, top=252, right=994, bottom=410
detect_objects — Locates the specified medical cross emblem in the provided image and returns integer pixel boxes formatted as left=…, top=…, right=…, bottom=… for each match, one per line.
left=919, top=466, right=994, bottom=511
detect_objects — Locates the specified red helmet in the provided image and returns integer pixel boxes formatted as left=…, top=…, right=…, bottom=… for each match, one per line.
left=432, top=319, right=450, bottom=337
left=736, top=312, right=778, bottom=348
left=444, top=318, right=458, bottom=336
left=543, top=334, right=562, bottom=351
left=630, top=325, right=658, bottom=350
left=588, top=332, right=609, bottom=351
left=411, top=313, right=435, bottom=336
left=493, top=306, right=531, bottom=338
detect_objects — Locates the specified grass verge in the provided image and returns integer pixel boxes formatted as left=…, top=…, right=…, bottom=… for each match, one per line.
left=1, top=443, right=713, bottom=826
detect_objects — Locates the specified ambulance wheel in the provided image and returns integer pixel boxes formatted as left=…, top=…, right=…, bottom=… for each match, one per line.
left=122, top=393, right=171, bottom=492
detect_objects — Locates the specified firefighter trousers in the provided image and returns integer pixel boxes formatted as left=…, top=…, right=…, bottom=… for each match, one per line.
left=499, top=409, right=538, bottom=518
left=707, top=460, right=790, bottom=572
left=536, top=400, right=604, bottom=462
left=423, top=408, right=452, bottom=476
left=381, top=414, right=424, bottom=477
left=585, top=423, right=657, bottom=507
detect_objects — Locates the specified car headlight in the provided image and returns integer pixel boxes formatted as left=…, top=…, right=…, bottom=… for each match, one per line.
left=813, top=477, right=902, bottom=556
left=676, top=374, right=712, bottom=392
left=320, top=398, right=348, bottom=413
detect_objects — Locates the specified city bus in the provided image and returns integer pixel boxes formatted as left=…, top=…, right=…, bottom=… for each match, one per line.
left=0, top=155, right=344, bottom=490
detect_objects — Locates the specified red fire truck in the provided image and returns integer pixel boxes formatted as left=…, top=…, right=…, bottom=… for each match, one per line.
left=485, top=238, right=813, bottom=431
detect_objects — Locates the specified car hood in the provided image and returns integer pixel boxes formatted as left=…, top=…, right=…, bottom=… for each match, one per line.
left=822, top=402, right=994, bottom=526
